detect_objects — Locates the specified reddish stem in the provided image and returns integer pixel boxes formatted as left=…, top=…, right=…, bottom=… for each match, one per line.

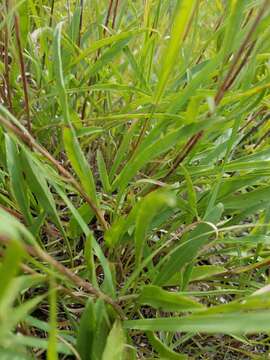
left=14, top=14, right=31, bottom=132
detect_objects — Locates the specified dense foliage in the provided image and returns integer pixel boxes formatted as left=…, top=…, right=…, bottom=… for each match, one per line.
left=1, top=0, right=270, bottom=358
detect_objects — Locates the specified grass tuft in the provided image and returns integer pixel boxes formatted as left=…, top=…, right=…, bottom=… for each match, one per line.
left=0, top=0, right=270, bottom=358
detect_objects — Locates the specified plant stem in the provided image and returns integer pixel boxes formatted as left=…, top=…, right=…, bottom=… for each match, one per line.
left=3, top=0, right=13, bottom=112
left=14, top=13, right=31, bottom=132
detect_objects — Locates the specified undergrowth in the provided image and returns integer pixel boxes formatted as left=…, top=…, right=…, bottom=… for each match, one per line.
left=1, top=0, right=270, bottom=359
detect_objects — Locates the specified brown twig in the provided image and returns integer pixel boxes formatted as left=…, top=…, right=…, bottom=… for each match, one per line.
left=78, top=0, right=84, bottom=47
left=104, top=0, right=114, bottom=34
left=14, top=13, right=31, bottom=132
left=242, top=7, right=254, bottom=28
left=0, top=203, right=23, bottom=220
left=238, top=107, right=266, bottom=133
left=130, top=115, right=149, bottom=157
left=215, top=0, right=269, bottom=106
left=238, top=113, right=270, bottom=147
left=156, top=131, right=203, bottom=187
left=206, top=255, right=270, bottom=279
left=222, top=41, right=256, bottom=94
left=112, top=0, right=120, bottom=29
left=0, top=115, right=109, bottom=230
left=254, top=128, right=270, bottom=149
left=3, top=0, right=13, bottom=112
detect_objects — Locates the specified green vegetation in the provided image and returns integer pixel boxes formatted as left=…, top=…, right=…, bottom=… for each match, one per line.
left=1, top=0, right=270, bottom=358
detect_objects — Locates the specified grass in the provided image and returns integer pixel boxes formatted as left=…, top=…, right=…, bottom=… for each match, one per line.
left=0, top=0, right=270, bottom=358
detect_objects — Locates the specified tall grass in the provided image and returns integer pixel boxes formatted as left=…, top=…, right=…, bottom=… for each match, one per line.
left=0, top=0, right=270, bottom=358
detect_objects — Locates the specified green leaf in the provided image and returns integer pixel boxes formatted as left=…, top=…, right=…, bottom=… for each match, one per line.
left=91, top=301, right=110, bottom=360
left=21, top=152, right=64, bottom=232
left=5, top=135, right=32, bottom=225
left=77, top=300, right=110, bottom=360
left=20, top=151, right=72, bottom=256
left=63, top=127, right=97, bottom=203
left=69, top=202, right=94, bottom=238
left=84, top=233, right=96, bottom=284
left=124, top=311, right=270, bottom=334
left=47, top=280, right=58, bottom=360
left=81, top=37, right=133, bottom=82
left=0, top=207, right=36, bottom=246
left=219, top=0, right=246, bottom=72
left=97, top=149, right=111, bottom=193
left=181, top=164, right=198, bottom=219
left=0, top=240, right=24, bottom=304
left=53, top=22, right=71, bottom=126
left=53, top=22, right=97, bottom=205
left=146, top=332, right=187, bottom=360
left=77, top=299, right=96, bottom=360
left=76, top=127, right=104, bottom=138
left=70, top=30, right=142, bottom=68
left=154, top=0, right=196, bottom=103
left=109, top=121, right=141, bottom=181
left=67, top=4, right=81, bottom=44
left=222, top=185, right=270, bottom=210
left=102, top=321, right=126, bottom=360
left=8, top=295, right=45, bottom=333
left=113, top=126, right=186, bottom=192
left=154, top=203, right=224, bottom=285
left=14, top=335, right=71, bottom=356
left=163, top=265, right=227, bottom=286
left=138, top=285, right=203, bottom=312
left=190, top=265, right=226, bottom=281
left=53, top=183, right=115, bottom=297
left=135, top=190, right=176, bottom=267
left=104, top=216, right=127, bottom=249
left=17, top=0, right=29, bottom=48
left=0, top=348, right=32, bottom=360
